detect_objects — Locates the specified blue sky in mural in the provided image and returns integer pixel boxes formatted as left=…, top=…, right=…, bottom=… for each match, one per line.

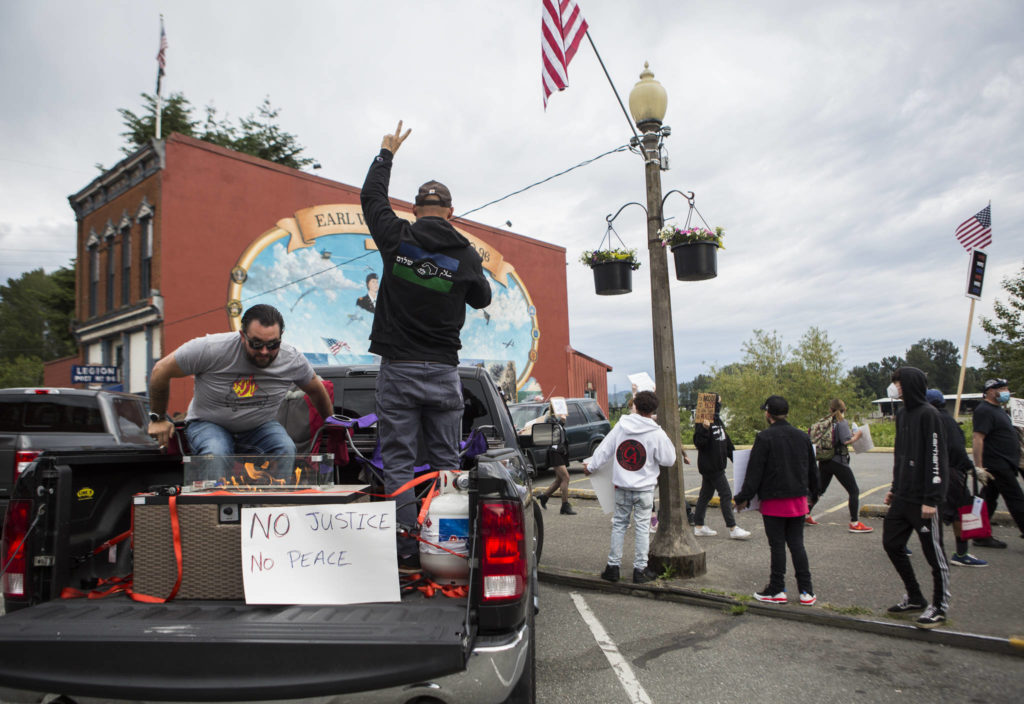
left=240, top=233, right=538, bottom=382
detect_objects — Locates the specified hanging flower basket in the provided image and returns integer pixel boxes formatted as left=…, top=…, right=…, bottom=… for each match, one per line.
left=657, top=225, right=724, bottom=282
left=580, top=248, right=640, bottom=296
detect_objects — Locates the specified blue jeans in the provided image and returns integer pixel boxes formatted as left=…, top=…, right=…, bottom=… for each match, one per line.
left=185, top=419, right=296, bottom=481
left=608, top=487, right=655, bottom=571
left=375, top=360, right=463, bottom=555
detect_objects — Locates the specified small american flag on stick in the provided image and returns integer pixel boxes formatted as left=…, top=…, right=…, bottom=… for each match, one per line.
left=541, top=0, right=589, bottom=108
left=155, top=17, right=168, bottom=95
left=955, top=204, right=992, bottom=252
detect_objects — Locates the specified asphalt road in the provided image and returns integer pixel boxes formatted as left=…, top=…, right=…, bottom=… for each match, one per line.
left=536, top=582, right=1024, bottom=704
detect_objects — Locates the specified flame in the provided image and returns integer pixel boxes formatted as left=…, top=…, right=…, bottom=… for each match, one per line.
left=232, top=376, right=258, bottom=398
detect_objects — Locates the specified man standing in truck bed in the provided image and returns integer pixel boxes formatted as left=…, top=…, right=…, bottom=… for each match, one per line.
left=361, top=121, right=492, bottom=570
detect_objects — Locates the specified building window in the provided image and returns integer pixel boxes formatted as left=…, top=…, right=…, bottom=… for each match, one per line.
left=121, top=226, right=131, bottom=304
left=89, top=244, right=99, bottom=317
left=140, top=217, right=152, bottom=297
left=106, top=241, right=115, bottom=311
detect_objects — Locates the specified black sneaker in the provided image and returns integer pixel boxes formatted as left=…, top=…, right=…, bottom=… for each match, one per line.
left=538, top=494, right=549, bottom=510
left=973, top=536, right=1007, bottom=549
left=887, top=594, right=927, bottom=613
left=398, top=553, right=421, bottom=574
left=560, top=501, right=577, bottom=515
left=633, top=567, right=658, bottom=584
left=915, top=605, right=946, bottom=629
left=600, top=564, right=620, bottom=582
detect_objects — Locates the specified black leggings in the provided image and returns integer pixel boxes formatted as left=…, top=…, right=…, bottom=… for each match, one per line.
left=817, top=459, right=860, bottom=522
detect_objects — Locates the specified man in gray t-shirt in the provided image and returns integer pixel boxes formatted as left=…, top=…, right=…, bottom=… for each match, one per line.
left=146, top=305, right=333, bottom=460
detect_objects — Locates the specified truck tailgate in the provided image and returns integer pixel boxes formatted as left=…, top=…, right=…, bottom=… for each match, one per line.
left=0, top=597, right=471, bottom=701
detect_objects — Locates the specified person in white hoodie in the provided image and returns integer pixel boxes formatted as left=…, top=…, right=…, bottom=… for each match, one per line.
left=584, top=390, right=676, bottom=584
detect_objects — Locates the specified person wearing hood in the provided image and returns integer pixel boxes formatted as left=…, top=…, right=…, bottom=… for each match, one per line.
left=734, top=395, right=820, bottom=606
left=585, top=390, right=676, bottom=584
left=883, top=367, right=951, bottom=629
left=971, top=378, right=1024, bottom=546
left=361, top=122, right=492, bottom=571
left=692, top=394, right=750, bottom=539
left=926, top=389, right=988, bottom=567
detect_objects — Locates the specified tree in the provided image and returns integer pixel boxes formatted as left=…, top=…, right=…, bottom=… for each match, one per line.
left=0, top=265, right=77, bottom=366
left=0, top=355, right=43, bottom=388
left=707, top=327, right=864, bottom=442
left=905, top=338, right=961, bottom=392
left=118, top=93, right=315, bottom=170
left=848, top=362, right=888, bottom=400
left=976, top=264, right=1024, bottom=392
left=677, top=373, right=713, bottom=409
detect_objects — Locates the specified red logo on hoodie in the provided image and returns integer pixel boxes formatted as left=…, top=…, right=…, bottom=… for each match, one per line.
left=616, top=439, right=646, bottom=471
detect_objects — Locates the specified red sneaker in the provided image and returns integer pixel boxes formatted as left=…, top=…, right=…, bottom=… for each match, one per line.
left=849, top=521, right=873, bottom=533
left=804, top=515, right=819, bottom=525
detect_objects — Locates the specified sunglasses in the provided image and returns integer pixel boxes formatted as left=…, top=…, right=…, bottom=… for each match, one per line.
left=245, top=335, right=281, bottom=351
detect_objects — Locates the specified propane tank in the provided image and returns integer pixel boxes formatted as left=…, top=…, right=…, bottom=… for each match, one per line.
left=419, top=471, right=470, bottom=585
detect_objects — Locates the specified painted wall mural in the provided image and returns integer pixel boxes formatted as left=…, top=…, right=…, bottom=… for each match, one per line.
left=227, top=204, right=541, bottom=394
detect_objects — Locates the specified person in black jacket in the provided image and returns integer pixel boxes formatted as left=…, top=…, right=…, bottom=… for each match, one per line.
left=972, top=378, right=1024, bottom=546
left=692, top=394, right=750, bottom=539
left=927, top=389, right=988, bottom=567
left=735, top=395, right=820, bottom=606
left=883, top=367, right=950, bottom=628
left=361, top=121, right=492, bottom=571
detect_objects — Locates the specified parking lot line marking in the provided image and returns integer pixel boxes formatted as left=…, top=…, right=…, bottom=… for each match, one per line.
left=817, top=482, right=892, bottom=517
left=570, top=591, right=653, bottom=704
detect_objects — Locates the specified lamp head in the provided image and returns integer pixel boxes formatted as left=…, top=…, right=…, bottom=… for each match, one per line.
left=628, top=62, right=668, bottom=132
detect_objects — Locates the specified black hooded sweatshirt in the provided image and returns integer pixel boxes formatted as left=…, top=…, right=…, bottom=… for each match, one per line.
left=361, top=149, right=491, bottom=365
left=692, top=396, right=735, bottom=476
left=891, top=367, right=948, bottom=507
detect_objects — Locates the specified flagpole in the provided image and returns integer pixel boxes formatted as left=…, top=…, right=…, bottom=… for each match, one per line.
left=584, top=32, right=639, bottom=141
left=953, top=297, right=976, bottom=419
left=155, top=15, right=165, bottom=140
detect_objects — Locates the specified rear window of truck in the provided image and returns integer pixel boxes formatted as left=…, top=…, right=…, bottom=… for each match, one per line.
left=0, top=397, right=105, bottom=433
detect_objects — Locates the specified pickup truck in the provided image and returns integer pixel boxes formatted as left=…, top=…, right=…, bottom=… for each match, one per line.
left=0, top=364, right=546, bottom=704
left=0, top=387, right=158, bottom=515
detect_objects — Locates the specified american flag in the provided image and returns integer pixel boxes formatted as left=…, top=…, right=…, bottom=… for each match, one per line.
left=155, top=18, right=168, bottom=95
left=323, top=337, right=346, bottom=356
left=541, top=0, right=589, bottom=108
left=955, top=205, right=992, bottom=252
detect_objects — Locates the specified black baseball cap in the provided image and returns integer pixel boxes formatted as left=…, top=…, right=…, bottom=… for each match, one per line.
left=984, top=378, right=1009, bottom=391
left=760, top=395, right=789, bottom=415
left=415, top=180, right=452, bottom=207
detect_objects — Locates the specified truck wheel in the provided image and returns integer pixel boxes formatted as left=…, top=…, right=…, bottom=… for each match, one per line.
left=502, top=592, right=536, bottom=703
left=532, top=500, right=544, bottom=563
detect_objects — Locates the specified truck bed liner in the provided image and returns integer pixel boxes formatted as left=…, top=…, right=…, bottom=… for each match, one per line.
left=0, top=596, right=470, bottom=701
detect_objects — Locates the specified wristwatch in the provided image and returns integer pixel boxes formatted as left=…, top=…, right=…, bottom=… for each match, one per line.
left=149, top=412, right=166, bottom=423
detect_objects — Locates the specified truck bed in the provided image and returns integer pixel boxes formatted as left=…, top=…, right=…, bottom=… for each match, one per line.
left=0, top=596, right=471, bottom=701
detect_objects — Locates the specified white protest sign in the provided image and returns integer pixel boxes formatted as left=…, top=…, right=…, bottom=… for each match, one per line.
left=1009, top=398, right=1024, bottom=428
left=850, top=423, right=874, bottom=453
left=730, top=449, right=760, bottom=512
left=628, top=372, right=656, bottom=392
left=549, top=396, right=569, bottom=417
left=241, top=502, right=400, bottom=605
left=584, top=455, right=615, bottom=514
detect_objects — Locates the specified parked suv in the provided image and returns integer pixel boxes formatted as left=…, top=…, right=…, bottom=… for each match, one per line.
left=509, top=397, right=610, bottom=471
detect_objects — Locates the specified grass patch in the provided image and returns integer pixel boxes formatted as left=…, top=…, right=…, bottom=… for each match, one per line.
left=700, top=587, right=728, bottom=596
left=728, top=604, right=748, bottom=616
left=658, top=564, right=677, bottom=580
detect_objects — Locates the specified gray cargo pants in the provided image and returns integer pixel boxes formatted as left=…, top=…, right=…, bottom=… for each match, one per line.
left=375, top=359, right=464, bottom=555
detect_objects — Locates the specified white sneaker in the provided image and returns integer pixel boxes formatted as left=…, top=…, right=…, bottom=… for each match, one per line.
left=693, top=525, right=717, bottom=537
left=729, top=526, right=751, bottom=540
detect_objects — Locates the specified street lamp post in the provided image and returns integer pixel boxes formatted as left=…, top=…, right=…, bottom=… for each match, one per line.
left=628, top=63, right=706, bottom=577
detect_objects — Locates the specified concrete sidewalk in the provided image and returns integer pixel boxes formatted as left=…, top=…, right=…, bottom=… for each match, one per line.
left=536, top=492, right=1024, bottom=656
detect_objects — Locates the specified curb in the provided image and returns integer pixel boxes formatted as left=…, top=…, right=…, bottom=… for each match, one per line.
left=537, top=566, right=1024, bottom=657
left=536, top=488, right=1017, bottom=527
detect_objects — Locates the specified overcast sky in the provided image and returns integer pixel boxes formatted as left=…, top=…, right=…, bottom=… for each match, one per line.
left=1, top=1, right=1022, bottom=396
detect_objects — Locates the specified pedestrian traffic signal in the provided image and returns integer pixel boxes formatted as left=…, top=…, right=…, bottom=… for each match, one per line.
left=966, top=249, right=987, bottom=300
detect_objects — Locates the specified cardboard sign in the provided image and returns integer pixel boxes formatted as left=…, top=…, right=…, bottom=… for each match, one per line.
left=241, top=502, right=400, bottom=605
left=1009, top=398, right=1024, bottom=428
left=730, top=450, right=760, bottom=512
left=694, top=393, right=718, bottom=425
left=549, top=396, right=568, bottom=418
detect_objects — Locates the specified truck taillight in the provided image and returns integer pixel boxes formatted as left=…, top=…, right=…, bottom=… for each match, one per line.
left=14, top=451, right=40, bottom=481
left=2, top=499, right=31, bottom=598
left=479, top=501, right=526, bottom=603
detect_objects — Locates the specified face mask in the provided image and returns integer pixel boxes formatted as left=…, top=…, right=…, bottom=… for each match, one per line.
left=997, top=391, right=1011, bottom=403
left=886, top=383, right=900, bottom=400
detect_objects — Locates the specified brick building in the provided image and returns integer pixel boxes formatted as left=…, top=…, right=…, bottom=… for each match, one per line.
left=48, top=134, right=611, bottom=413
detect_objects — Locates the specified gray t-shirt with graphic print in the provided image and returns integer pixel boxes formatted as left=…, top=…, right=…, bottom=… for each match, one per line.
left=175, top=332, right=315, bottom=433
